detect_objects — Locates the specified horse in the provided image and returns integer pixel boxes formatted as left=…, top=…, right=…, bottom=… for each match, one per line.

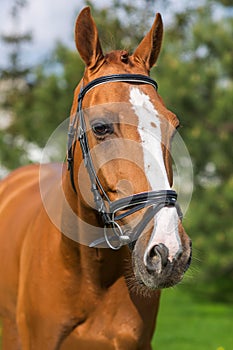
left=0, top=7, right=192, bottom=350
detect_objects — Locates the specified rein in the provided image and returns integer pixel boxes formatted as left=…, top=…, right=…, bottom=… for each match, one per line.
left=67, top=74, right=182, bottom=250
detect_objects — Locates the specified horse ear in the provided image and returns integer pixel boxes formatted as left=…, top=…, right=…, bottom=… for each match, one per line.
left=75, top=7, right=104, bottom=69
left=133, top=13, right=163, bottom=71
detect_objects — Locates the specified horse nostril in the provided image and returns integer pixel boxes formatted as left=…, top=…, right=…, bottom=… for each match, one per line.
left=146, top=243, right=169, bottom=272
left=153, top=244, right=169, bottom=267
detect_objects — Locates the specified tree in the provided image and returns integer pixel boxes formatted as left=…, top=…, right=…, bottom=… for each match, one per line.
left=0, top=0, right=32, bottom=79
left=11, top=43, right=84, bottom=147
left=0, top=0, right=32, bottom=172
left=154, top=1, right=233, bottom=302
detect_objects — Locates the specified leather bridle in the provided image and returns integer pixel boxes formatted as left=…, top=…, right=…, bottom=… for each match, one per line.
left=67, top=74, right=182, bottom=250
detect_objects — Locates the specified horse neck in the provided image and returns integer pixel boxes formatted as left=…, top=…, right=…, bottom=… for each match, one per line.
left=61, top=172, right=130, bottom=288
left=60, top=231, right=130, bottom=290
left=80, top=245, right=130, bottom=288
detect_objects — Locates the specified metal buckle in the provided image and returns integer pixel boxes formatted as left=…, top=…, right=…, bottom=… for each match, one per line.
left=104, top=221, right=131, bottom=250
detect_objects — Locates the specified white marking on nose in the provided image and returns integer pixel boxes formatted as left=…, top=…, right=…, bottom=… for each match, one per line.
left=144, top=207, right=182, bottom=263
left=129, top=87, right=170, bottom=190
left=129, top=88, right=182, bottom=262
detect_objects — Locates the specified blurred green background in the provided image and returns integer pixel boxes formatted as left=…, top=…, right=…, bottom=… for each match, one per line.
left=0, top=0, right=232, bottom=348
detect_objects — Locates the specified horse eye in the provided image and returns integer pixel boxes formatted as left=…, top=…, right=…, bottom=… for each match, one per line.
left=92, top=121, right=113, bottom=137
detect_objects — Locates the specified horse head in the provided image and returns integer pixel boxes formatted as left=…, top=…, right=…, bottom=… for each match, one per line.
left=66, top=7, right=192, bottom=291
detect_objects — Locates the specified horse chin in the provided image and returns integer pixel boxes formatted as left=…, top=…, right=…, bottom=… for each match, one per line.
left=131, top=233, right=189, bottom=292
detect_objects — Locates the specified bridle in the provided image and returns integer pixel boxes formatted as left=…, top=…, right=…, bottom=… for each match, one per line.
left=67, top=74, right=182, bottom=250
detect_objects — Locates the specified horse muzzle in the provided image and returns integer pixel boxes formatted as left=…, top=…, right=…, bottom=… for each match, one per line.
left=132, top=215, right=192, bottom=290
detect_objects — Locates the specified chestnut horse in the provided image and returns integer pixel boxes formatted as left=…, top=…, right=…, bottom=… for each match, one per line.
left=0, top=7, right=192, bottom=350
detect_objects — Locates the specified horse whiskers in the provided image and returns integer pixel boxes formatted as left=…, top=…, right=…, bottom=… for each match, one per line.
left=185, top=265, right=200, bottom=279
left=184, top=249, right=201, bottom=279
left=123, top=256, right=156, bottom=298
left=123, top=256, right=143, bottom=295
left=126, top=273, right=157, bottom=298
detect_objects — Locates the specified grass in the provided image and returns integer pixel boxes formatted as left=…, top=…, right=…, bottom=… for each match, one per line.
left=0, top=287, right=232, bottom=349
left=152, top=285, right=233, bottom=350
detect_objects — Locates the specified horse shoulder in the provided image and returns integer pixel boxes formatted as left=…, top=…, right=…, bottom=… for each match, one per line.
left=0, top=163, right=61, bottom=316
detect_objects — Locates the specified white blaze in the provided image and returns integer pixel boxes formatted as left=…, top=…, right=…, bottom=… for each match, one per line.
left=129, top=87, right=170, bottom=190
left=129, top=87, right=182, bottom=262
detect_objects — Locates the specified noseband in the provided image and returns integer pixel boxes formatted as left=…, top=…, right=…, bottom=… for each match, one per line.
left=67, top=74, right=182, bottom=250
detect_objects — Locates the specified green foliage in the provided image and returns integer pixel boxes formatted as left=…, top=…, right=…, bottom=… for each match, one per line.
left=12, top=44, right=83, bottom=147
left=152, top=1, right=233, bottom=302
left=0, top=43, right=84, bottom=169
left=86, top=0, right=155, bottom=51
left=184, top=180, right=233, bottom=302
left=155, top=4, right=233, bottom=194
